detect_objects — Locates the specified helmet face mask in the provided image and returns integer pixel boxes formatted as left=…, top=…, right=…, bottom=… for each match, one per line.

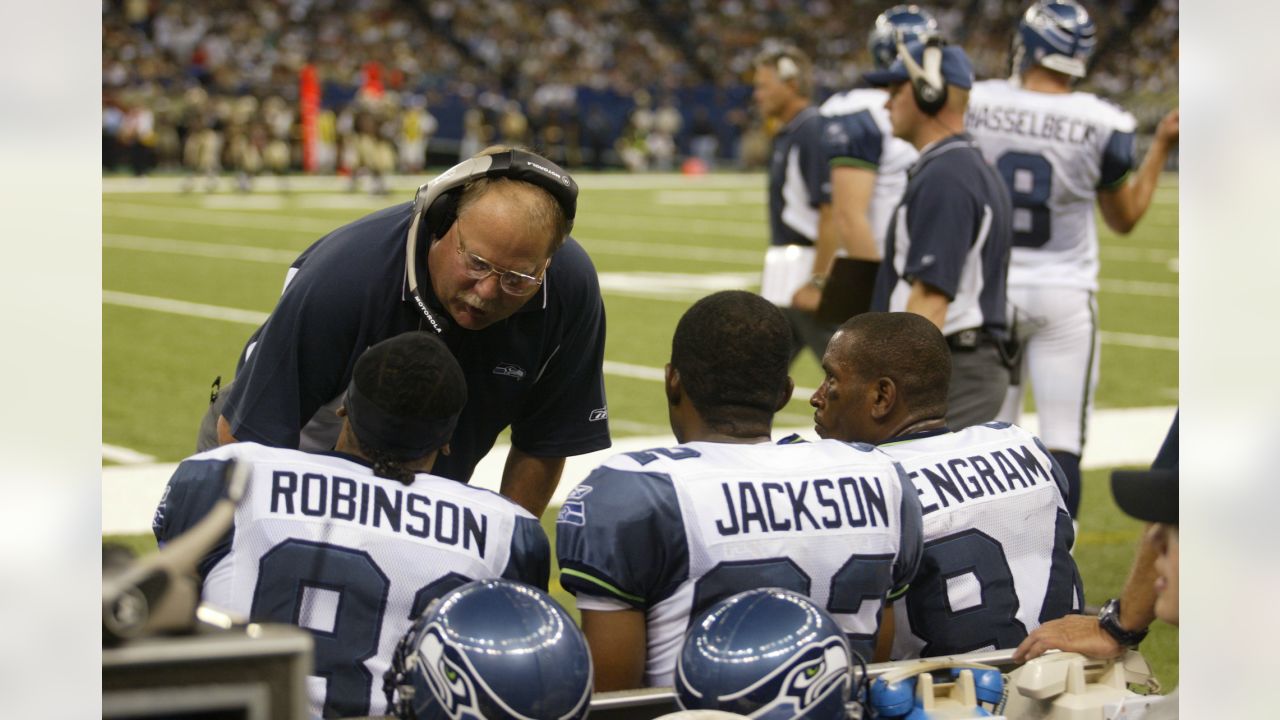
left=1012, top=0, right=1097, bottom=79
left=867, top=4, right=939, bottom=71
left=386, top=580, right=592, bottom=720
left=675, top=589, right=854, bottom=720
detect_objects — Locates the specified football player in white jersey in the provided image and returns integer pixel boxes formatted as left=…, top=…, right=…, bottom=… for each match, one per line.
left=793, top=4, right=933, bottom=315
left=965, top=0, right=1180, bottom=521
left=556, top=291, right=923, bottom=689
left=810, top=312, right=1082, bottom=658
left=152, top=332, right=549, bottom=718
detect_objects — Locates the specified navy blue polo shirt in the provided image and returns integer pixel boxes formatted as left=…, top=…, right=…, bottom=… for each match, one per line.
left=767, top=106, right=828, bottom=247
left=221, top=201, right=611, bottom=483
left=872, top=133, right=1012, bottom=337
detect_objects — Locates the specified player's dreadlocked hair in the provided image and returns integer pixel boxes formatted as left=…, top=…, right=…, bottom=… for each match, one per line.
left=349, top=332, right=467, bottom=485
left=836, top=312, right=951, bottom=415
left=671, top=290, right=792, bottom=434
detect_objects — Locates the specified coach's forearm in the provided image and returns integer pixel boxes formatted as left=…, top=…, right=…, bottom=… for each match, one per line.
left=500, top=447, right=565, bottom=519
left=1118, top=524, right=1162, bottom=631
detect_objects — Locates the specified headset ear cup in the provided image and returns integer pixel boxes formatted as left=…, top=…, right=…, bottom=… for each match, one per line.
left=424, top=189, right=460, bottom=241
left=912, top=76, right=947, bottom=115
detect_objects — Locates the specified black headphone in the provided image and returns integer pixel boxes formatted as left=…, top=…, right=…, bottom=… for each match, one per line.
left=898, top=33, right=948, bottom=116
left=404, top=149, right=579, bottom=333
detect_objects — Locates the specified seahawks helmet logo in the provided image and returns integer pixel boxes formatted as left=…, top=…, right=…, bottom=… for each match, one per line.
left=416, top=625, right=484, bottom=720
left=684, top=635, right=850, bottom=718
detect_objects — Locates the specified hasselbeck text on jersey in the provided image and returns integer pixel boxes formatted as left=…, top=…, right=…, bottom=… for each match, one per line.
left=965, top=105, right=1099, bottom=146
left=269, top=471, right=490, bottom=558
left=713, top=475, right=891, bottom=536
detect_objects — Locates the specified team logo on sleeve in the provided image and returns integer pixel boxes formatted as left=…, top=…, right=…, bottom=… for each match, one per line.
left=557, top=485, right=593, bottom=526
left=588, top=407, right=608, bottom=422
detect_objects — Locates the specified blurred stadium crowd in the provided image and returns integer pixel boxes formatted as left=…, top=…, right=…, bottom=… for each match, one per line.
left=102, top=0, right=1178, bottom=179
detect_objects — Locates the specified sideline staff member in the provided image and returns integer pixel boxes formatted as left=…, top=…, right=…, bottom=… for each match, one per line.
left=865, top=38, right=1013, bottom=430
left=200, top=146, right=610, bottom=517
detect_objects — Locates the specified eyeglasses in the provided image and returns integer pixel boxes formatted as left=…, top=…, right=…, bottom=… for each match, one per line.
left=454, top=221, right=548, bottom=296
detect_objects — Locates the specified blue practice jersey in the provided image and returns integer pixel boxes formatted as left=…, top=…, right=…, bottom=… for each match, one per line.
left=555, top=438, right=923, bottom=686
left=152, top=442, right=549, bottom=718
left=878, top=423, right=1083, bottom=658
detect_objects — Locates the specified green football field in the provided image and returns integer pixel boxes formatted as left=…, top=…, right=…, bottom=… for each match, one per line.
left=103, top=171, right=1178, bottom=688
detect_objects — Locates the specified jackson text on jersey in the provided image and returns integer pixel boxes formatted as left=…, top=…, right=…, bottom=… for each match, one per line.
left=713, top=474, right=892, bottom=536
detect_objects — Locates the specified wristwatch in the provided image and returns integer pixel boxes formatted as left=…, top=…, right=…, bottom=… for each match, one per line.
left=807, top=274, right=827, bottom=291
left=1097, top=598, right=1149, bottom=647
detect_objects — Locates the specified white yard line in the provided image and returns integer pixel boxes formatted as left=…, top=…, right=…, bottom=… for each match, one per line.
left=1097, top=279, right=1178, bottom=298
left=105, top=234, right=301, bottom=264
left=102, top=444, right=156, bottom=465
left=104, top=290, right=1179, bottom=353
left=102, top=405, right=1179, bottom=535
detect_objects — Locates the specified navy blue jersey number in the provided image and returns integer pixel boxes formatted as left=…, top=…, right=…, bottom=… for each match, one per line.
left=996, top=151, right=1053, bottom=248
left=692, top=554, right=896, bottom=660
left=251, top=541, right=474, bottom=718
left=252, top=540, right=390, bottom=718
left=905, top=530, right=1028, bottom=655
left=624, top=447, right=703, bottom=466
left=1039, top=511, right=1083, bottom=622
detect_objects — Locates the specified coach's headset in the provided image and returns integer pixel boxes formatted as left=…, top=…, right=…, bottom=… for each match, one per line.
left=896, top=31, right=949, bottom=116
left=404, top=149, right=579, bottom=333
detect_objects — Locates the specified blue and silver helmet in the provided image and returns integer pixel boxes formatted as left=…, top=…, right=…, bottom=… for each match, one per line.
left=868, top=5, right=940, bottom=71
left=1013, top=1, right=1097, bottom=78
left=675, top=589, right=852, bottom=720
left=386, top=579, right=592, bottom=720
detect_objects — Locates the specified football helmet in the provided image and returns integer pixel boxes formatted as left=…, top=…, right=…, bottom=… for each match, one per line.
left=868, top=5, right=940, bottom=71
left=1012, top=1, right=1097, bottom=78
left=384, top=579, right=592, bottom=720
left=675, top=589, right=853, bottom=720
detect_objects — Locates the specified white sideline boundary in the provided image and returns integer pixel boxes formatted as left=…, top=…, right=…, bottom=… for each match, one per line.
left=102, top=405, right=1176, bottom=535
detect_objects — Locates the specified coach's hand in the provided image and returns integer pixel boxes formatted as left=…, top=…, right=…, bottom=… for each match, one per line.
left=791, top=284, right=821, bottom=312
left=1013, top=614, right=1124, bottom=662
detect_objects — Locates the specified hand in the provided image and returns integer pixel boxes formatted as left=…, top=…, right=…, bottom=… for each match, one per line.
left=791, top=284, right=822, bottom=312
left=1155, top=108, right=1179, bottom=145
left=1012, top=614, right=1124, bottom=663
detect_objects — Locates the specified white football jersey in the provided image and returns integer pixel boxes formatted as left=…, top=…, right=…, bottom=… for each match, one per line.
left=152, top=443, right=549, bottom=719
left=877, top=423, right=1083, bottom=659
left=966, top=79, right=1137, bottom=289
left=820, top=88, right=919, bottom=257
left=556, top=438, right=923, bottom=686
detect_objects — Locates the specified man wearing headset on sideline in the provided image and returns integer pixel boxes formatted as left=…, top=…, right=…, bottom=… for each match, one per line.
left=864, top=36, right=1014, bottom=430
left=196, top=145, right=610, bottom=518
left=752, top=44, right=838, bottom=365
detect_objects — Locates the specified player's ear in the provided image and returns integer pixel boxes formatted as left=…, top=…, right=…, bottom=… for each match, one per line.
left=335, top=405, right=348, bottom=418
left=664, top=363, right=682, bottom=406
left=439, top=443, right=451, bottom=457
left=775, top=376, right=795, bottom=412
left=871, top=377, right=897, bottom=420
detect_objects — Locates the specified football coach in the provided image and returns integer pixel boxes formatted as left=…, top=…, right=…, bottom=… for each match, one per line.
left=197, top=145, right=610, bottom=517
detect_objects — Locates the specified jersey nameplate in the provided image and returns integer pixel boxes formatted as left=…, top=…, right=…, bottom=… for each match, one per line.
left=259, top=469, right=493, bottom=559
left=906, top=443, right=1051, bottom=517
left=685, top=474, right=895, bottom=541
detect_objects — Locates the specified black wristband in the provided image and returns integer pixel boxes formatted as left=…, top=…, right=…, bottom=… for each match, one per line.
left=1097, top=597, right=1149, bottom=647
